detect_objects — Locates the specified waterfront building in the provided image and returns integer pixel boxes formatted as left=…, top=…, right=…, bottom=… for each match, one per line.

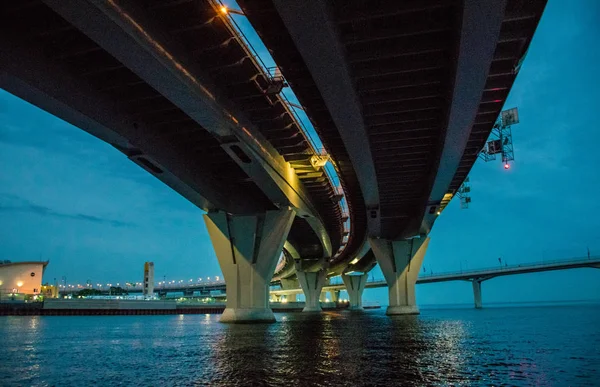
left=0, top=260, right=48, bottom=298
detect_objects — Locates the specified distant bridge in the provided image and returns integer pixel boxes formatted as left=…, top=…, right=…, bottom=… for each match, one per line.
left=272, top=256, right=600, bottom=308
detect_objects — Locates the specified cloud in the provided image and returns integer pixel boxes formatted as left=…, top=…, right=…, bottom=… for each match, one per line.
left=0, top=194, right=134, bottom=228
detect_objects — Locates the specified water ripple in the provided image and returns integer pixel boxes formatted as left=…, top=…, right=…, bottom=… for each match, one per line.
left=1, top=305, right=599, bottom=386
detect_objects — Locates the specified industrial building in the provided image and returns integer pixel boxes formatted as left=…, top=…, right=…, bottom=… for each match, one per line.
left=0, top=260, right=49, bottom=298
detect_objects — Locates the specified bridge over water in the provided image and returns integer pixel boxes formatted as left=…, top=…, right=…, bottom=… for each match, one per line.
left=3, top=0, right=547, bottom=322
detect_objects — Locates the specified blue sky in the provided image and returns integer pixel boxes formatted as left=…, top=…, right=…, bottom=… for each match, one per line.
left=1, top=0, right=599, bottom=305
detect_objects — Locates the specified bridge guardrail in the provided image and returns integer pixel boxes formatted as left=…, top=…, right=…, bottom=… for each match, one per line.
left=214, top=0, right=351, bottom=256
left=418, top=256, right=599, bottom=278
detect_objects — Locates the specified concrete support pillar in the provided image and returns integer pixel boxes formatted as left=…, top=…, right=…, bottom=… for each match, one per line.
left=329, top=290, right=340, bottom=303
left=280, top=277, right=298, bottom=302
left=204, top=209, right=295, bottom=323
left=342, top=273, right=368, bottom=310
left=319, top=292, right=327, bottom=302
left=370, top=236, right=430, bottom=315
left=472, top=280, right=483, bottom=309
left=297, top=269, right=327, bottom=312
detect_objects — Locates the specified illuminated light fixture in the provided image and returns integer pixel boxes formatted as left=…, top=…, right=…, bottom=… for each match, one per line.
left=504, top=163, right=510, bottom=170
left=219, top=5, right=244, bottom=16
left=437, top=211, right=441, bottom=215
left=350, top=257, right=360, bottom=265
left=16, top=281, right=23, bottom=287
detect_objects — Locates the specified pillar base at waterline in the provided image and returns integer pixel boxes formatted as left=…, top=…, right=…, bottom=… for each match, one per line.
left=302, top=305, right=323, bottom=313
left=297, top=269, right=327, bottom=313
left=386, top=305, right=420, bottom=315
left=220, top=308, right=276, bottom=323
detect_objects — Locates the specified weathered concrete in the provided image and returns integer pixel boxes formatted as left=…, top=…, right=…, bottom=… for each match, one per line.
left=296, top=269, right=327, bottom=312
left=370, top=237, right=430, bottom=315
left=204, top=209, right=295, bottom=323
left=342, top=273, right=368, bottom=310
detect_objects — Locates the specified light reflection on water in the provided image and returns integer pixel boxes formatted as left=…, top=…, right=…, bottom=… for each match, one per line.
left=1, top=305, right=599, bottom=386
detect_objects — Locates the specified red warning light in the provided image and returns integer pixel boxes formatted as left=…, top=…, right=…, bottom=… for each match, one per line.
left=504, top=163, right=510, bottom=170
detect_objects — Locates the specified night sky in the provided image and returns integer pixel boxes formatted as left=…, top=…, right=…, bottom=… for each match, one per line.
left=1, top=0, right=599, bottom=305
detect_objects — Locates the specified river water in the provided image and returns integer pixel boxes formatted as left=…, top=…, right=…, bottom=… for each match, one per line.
left=1, top=304, right=599, bottom=386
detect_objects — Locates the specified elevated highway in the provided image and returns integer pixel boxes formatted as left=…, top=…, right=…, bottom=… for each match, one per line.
left=2, top=0, right=547, bottom=321
left=238, top=0, right=547, bottom=314
left=0, top=0, right=353, bottom=322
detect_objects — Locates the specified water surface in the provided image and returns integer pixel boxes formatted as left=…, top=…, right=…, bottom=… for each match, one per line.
left=1, top=304, right=598, bottom=386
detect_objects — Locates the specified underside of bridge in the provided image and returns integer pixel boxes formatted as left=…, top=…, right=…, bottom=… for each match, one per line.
left=239, top=0, right=545, bottom=253
left=0, top=0, right=357, bottom=321
left=239, top=0, right=546, bottom=312
left=1, top=0, right=547, bottom=321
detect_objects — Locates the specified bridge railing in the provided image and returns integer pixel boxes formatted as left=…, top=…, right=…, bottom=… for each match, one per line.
left=214, top=0, right=351, bottom=256
left=418, top=256, right=599, bottom=278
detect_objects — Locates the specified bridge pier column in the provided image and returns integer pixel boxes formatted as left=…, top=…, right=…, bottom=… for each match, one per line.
left=329, top=290, right=340, bottom=303
left=319, top=291, right=327, bottom=302
left=280, top=278, right=298, bottom=302
left=370, top=237, right=430, bottom=315
left=472, top=279, right=483, bottom=309
left=297, top=269, right=327, bottom=312
left=342, top=273, right=368, bottom=310
left=204, top=209, right=295, bottom=323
